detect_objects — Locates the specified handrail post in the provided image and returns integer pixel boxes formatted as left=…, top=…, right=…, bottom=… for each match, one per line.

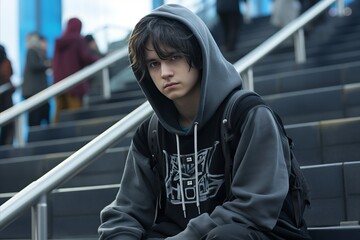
left=102, top=67, right=111, bottom=99
left=294, top=28, right=306, bottom=64
left=337, top=0, right=345, bottom=17
left=241, top=67, right=254, bottom=91
left=14, top=115, right=25, bottom=147
left=31, top=194, right=48, bottom=240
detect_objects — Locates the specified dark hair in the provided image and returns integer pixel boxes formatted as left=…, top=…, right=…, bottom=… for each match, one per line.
left=0, top=44, right=7, bottom=64
left=84, top=34, right=95, bottom=43
left=128, top=16, right=202, bottom=81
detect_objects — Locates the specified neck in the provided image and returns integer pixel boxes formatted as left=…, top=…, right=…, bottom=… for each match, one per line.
left=175, top=97, right=200, bottom=129
left=179, top=115, right=193, bottom=129
left=173, top=79, right=201, bottom=128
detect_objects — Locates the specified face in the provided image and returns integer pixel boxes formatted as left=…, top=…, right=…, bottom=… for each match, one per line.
left=145, top=41, right=201, bottom=104
left=40, top=40, right=47, bottom=51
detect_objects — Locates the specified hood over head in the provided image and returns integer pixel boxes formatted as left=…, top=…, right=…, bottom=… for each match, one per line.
left=64, top=17, right=82, bottom=36
left=56, top=17, right=83, bottom=50
left=129, top=4, right=242, bottom=135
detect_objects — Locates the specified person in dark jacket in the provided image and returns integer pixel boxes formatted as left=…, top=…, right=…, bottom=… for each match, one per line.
left=216, top=0, right=245, bottom=52
left=0, top=44, right=15, bottom=145
left=299, top=0, right=325, bottom=32
left=52, top=17, right=99, bottom=123
left=84, top=34, right=104, bottom=97
left=22, top=32, right=51, bottom=126
left=98, top=4, right=311, bottom=240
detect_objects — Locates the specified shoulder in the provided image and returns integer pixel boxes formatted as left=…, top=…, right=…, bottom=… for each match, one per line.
left=228, top=92, right=275, bottom=131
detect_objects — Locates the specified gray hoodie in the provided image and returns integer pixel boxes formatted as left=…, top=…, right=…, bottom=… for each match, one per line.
left=98, top=4, right=300, bottom=240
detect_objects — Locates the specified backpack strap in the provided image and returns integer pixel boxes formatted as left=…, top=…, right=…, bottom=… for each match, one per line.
left=221, top=89, right=265, bottom=200
left=147, top=113, right=167, bottom=210
left=148, top=113, right=162, bottom=175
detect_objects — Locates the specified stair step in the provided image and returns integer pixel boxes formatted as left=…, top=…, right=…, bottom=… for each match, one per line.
left=255, top=61, right=360, bottom=95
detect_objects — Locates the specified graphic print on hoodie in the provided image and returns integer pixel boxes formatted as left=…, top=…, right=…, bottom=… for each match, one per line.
left=164, top=141, right=223, bottom=205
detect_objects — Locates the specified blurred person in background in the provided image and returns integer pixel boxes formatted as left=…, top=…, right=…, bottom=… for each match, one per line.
left=52, top=17, right=100, bottom=123
left=84, top=34, right=104, bottom=99
left=299, top=0, right=326, bottom=32
left=22, top=32, right=51, bottom=126
left=270, top=0, right=301, bottom=29
left=0, top=44, right=15, bottom=145
left=216, top=0, right=247, bottom=52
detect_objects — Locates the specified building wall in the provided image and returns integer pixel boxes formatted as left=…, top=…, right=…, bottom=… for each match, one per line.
left=0, top=0, right=21, bottom=88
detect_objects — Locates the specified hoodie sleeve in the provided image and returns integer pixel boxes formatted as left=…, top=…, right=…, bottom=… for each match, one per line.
left=166, top=106, right=290, bottom=239
left=98, top=131, right=159, bottom=240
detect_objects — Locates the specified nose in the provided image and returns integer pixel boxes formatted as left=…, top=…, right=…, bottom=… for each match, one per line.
left=160, top=63, right=174, bottom=79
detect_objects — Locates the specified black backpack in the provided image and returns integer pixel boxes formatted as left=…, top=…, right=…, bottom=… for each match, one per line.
left=147, top=89, right=310, bottom=228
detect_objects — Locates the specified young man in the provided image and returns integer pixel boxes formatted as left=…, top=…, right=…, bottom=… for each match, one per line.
left=98, top=4, right=311, bottom=240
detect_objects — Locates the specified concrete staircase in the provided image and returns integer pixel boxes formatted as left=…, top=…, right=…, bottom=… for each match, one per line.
left=0, top=1, right=360, bottom=239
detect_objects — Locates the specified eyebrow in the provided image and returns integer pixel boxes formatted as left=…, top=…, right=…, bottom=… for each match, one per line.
left=145, top=58, right=157, bottom=64
left=147, top=50, right=181, bottom=61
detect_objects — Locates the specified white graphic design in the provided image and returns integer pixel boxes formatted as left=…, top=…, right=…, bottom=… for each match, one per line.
left=163, top=142, right=224, bottom=205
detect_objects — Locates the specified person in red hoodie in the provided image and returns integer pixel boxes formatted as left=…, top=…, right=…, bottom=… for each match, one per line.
left=52, top=17, right=99, bottom=123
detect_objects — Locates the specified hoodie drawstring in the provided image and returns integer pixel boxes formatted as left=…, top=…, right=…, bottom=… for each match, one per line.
left=176, top=134, right=186, bottom=218
left=176, top=122, right=201, bottom=219
left=194, top=122, right=201, bottom=215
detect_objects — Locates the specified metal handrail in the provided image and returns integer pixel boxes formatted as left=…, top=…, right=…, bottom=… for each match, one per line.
left=0, top=100, right=152, bottom=229
left=0, top=0, right=216, bottom=147
left=0, top=47, right=128, bottom=145
left=0, top=0, right=346, bottom=237
left=236, top=0, right=344, bottom=90
left=0, top=47, right=127, bottom=126
left=0, top=83, right=13, bottom=96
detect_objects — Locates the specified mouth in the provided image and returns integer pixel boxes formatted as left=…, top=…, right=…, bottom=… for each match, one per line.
left=164, top=82, right=178, bottom=89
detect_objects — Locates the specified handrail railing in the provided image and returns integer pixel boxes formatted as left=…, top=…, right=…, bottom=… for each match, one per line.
left=0, top=101, right=153, bottom=230
left=0, top=0, right=346, bottom=238
left=0, top=83, right=13, bottom=96
left=235, top=0, right=345, bottom=90
left=0, top=0, right=217, bottom=148
left=0, top=47, right=128, bottom=146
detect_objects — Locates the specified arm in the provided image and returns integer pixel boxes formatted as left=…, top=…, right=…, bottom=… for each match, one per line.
left=166, top=106, right=290, bottom=239
left=26, top=49, right=49, bottom=72
left=98, top=126, right=159, bottom=240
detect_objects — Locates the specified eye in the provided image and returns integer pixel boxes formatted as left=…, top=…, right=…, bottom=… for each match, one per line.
left=148, top=61, right=159, bottom=69
left=169, top=55, right=182, bottom=62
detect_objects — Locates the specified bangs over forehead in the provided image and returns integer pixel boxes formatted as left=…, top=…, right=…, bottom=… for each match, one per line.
left=146, top=17, right=193, bottom=59
left=129, top=15, right=202, bottom=81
